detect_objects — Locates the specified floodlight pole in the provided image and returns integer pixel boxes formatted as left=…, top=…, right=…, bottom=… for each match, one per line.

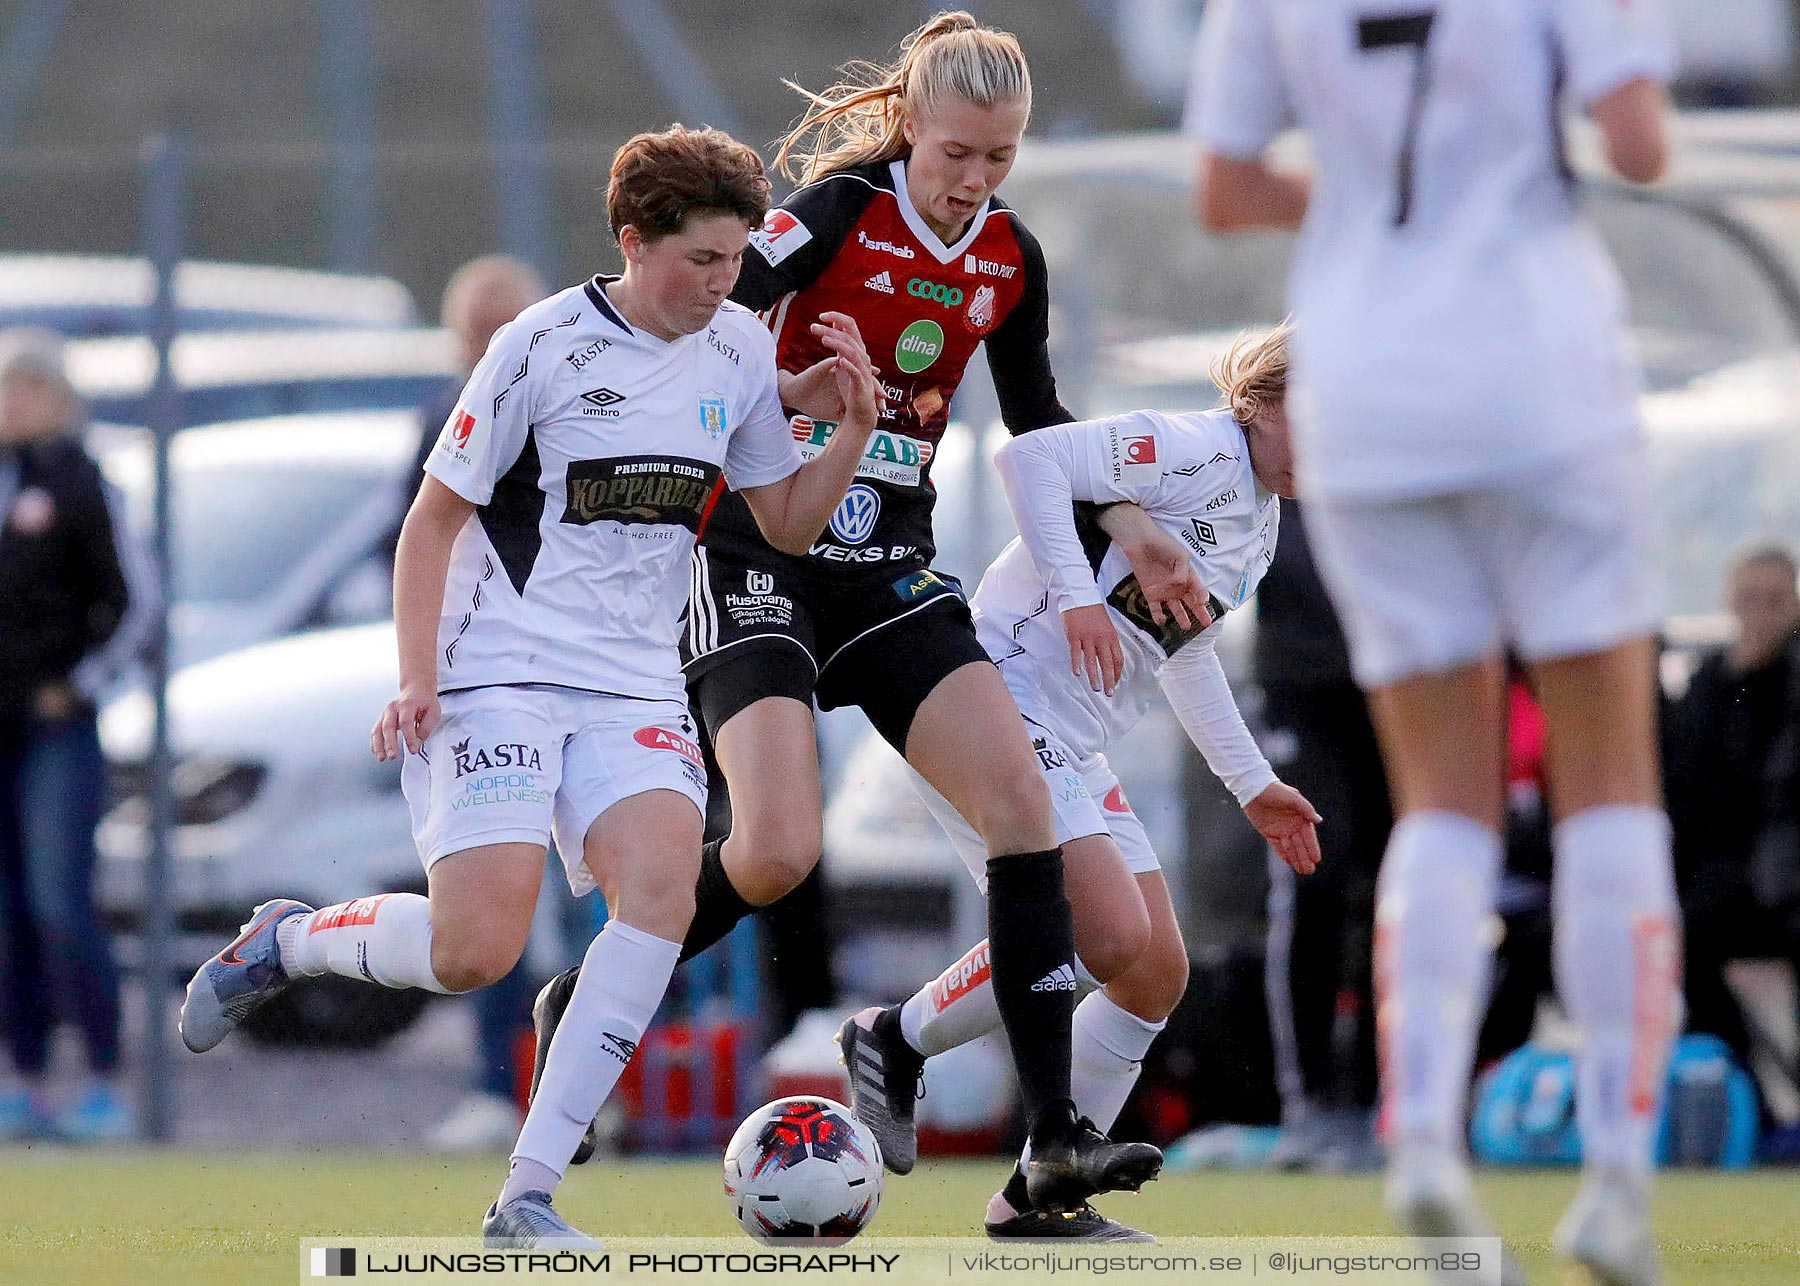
left=139, top=130, right=186, bottom=1144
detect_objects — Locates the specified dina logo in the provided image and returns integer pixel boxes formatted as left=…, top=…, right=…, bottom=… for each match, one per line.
left=453, top=741, right=544, bottom=778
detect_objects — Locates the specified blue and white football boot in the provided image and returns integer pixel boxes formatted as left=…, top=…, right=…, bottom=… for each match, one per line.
left=179, top=899, right=314, bottom=1053
left=482, top=1191, right=602, bottom=1249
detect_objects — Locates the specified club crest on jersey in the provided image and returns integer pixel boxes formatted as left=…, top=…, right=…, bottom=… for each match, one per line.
left=827, top=484, right=881, bottom=545
left=749, top=209, right=812, bottom=266
left=963, top=283, right=998, bottom=336
left=698, top=394, right=728, bottom=439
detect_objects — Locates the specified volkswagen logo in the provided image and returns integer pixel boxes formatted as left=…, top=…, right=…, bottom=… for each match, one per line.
left=827, top=484, right=881, bottom=546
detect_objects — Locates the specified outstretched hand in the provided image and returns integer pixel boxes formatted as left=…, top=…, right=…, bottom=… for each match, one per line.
left=1063, top=603, right=1125, bottom=696
left=1245, top=780, right=1323, bottom=875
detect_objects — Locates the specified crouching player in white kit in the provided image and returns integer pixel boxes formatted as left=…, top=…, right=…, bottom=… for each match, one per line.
left=1191, top=1, right=1681, bottom=1281
left=176, top=125, right=881, bottom=1247
left=839, top=328, right=1323, bottom=1241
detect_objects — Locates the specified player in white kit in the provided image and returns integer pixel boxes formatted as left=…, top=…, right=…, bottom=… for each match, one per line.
left=840, top=328, right=1323, bottom=1241
left=177, top=126, right=881, bottom=1247
left=1188, top=2, right=1678, bottom=1282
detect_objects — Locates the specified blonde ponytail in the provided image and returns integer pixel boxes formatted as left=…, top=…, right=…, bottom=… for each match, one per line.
left=1211, top=323, right=1292, bottom=428
left=774, top=11, right=1032, bottom=184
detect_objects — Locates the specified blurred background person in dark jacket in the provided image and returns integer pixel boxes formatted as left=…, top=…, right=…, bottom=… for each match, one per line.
left=0, top=328, right=156, bottom=1141
left=1666, top=544, right=1800, bottom=1125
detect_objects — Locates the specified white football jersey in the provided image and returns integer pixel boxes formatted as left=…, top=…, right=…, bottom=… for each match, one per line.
left=1185, top=0, right=1676, bottom=500
left=424, top=278, right=800, bottom=701
left=978, top=408, right=1278, bottom=759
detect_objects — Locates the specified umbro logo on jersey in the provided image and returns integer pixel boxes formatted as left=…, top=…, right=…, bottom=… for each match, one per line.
left=864, top=270, right=895, bottom=294
left=598, top=1030, right=639, bottom=1064
left=1030, top=964, right=1079, bottom=993
left=580, top=387, right=625, bottom=417
left=1183, top=519, right=1219, bottom=554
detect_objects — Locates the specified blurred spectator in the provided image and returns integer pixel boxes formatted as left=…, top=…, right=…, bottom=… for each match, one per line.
left=1665, top=545, right=1800, bottom=1107
left=0, top=328, right=156, bottom=1141
left=407, top=257, right=549, bottom=1152
left=1255, top=502, right=1388, bottom=1171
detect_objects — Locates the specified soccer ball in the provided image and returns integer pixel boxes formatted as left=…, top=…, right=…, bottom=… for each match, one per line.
left=723, top=1096, right=884, bottom=1243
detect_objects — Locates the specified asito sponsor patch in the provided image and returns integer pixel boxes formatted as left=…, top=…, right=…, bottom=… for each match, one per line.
left=561, top=455, right=722, bottom=531
left=633, top=725, right=705, bottom=766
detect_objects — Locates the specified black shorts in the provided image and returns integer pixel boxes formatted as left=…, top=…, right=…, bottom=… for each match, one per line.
left=680, top=546, right=992, bottom=751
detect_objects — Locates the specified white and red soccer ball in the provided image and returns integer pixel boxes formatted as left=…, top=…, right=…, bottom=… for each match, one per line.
left=723, top=1097, right=884, bottom=1243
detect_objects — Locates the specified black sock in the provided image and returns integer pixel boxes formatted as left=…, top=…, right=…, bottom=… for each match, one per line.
left=985, top=848, right=1077, bottom=1122
left=1001, top=1163, right=1032, bottom=1214
left=677, top=837, right=753, bottom=963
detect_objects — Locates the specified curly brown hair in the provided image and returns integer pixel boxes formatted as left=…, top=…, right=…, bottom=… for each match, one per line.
left=606, top=125, right=771, bottom=243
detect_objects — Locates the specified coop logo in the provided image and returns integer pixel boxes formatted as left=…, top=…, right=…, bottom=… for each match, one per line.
left=452, top=739, right=543, bottom=778
left=907, top=277, right=964, bottom=308
left=827, top=485, right=881, bottom=545
left=894, top=320, right=945, bottom=375
left=579, top=387, right=625, bottom=417
left=963, top=253, right=1017, bottom=279
left=633, top=726, right=705, bottom=766
left=930, top=941, right=992, bottom=1010
left=857, top=230, right=915, bottom=259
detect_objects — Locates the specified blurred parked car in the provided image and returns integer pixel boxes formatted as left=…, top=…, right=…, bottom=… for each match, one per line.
left=97, top=623, right=427, bottom=1045
left=0, top=253, right=416, bottom=338
left=68, top=326, right=456, bottom=428
left=97, top=411, right=417, bottom=666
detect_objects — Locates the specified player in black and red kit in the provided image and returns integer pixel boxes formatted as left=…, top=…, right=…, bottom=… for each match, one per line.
left=532, top=13, right=1205, bottom=1236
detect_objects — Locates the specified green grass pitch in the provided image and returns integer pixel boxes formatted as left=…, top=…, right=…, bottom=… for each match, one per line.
left=0, top=1149, right=1794, bottom=1283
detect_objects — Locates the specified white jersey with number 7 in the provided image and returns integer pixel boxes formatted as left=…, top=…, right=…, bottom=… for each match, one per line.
left=1184, top=0, right=1676, bottom=502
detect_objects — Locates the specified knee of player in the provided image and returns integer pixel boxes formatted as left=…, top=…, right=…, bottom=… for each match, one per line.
left=431, top=936, right=523, bottom=994
left=970, top=759, right=1053, bottom=846
left=1075, top=903, right=1152, bottom=984
left=734, top=810, right=823, bottom=892
left=1132, top=939, right=1190, bottom=1022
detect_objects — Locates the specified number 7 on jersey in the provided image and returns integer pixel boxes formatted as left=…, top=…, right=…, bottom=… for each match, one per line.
left=1357, top=8, right=1437, bottom=227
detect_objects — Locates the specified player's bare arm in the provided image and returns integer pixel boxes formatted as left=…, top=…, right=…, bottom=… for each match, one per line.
left=738, top=312, right=882, bottom=553
left=1590, top=77, right=1672, bottom=184
left=1197, top=150, right=1310, bottom=233
left=373, top=473, right=472, bottom=761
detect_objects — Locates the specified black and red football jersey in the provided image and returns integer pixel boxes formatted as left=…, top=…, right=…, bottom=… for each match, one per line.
left=701, top=157, right=1072, bottom=576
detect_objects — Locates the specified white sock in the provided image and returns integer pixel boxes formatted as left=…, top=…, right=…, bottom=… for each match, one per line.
left=1552, top=805, right=1681, bottom=1183
left=508, top=920, right=679, bottom=1188
left=899, top=939, right=1100, bottom=1057
left=1374, top=811, right=1502, bottom=1149
left=1071, top=991, right=1166, bottom=1134
left=277, top=893, right=453, bottom=993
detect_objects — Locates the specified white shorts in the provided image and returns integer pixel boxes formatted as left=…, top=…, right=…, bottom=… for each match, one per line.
left=1306, top=444, right=1662, bottom=688
left=908, top=720, right=1160, bottom=895
left=401, top=685, right=708, bottom=895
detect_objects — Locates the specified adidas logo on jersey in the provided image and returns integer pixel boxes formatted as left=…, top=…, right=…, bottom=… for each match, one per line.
left=864, top=270, right=895, bottom=294
left=1030, top=963, right=1079, bottom=992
